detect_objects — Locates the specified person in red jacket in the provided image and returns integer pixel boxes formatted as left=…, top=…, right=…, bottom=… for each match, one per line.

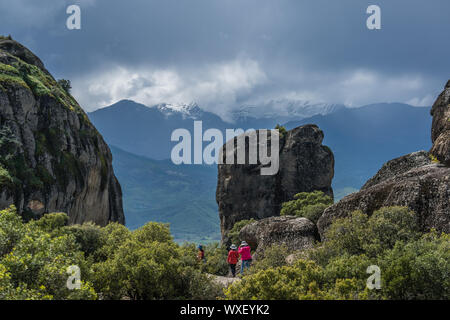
left=227, top=244, right=239, bottom=277
left=238, top=241, right=252, bottom=275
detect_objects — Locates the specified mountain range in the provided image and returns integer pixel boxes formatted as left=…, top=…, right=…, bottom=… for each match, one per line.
left=89, top=100, right=431, bottom=242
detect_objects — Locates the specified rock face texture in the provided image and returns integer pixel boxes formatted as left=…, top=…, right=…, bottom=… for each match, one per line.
left=0, top=37, right=124, bottom=225
left=317, top=82, right=450, bottom=239
left=239, top=216, right=318, bottom=257
left=430, top=80, right=450, bottom=166
left=361, top=151, right=432, bottom=189
left=217, top=124, right=334, bottom=242
left=317, top=161, right=450, bottom=238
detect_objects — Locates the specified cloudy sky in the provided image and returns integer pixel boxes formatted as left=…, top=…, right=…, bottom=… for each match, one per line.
left=1, top=0, right=449, bottom=115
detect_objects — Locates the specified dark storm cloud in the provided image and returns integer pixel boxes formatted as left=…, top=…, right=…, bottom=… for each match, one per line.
left=1, top=0, right=449, bottom=112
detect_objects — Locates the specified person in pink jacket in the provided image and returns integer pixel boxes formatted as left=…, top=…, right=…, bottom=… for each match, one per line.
left=238, top=241, right=252, bottom=275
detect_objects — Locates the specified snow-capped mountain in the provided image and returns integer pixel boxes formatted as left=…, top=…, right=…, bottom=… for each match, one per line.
left=230, top=100, right=346, bottom=123
left=155, top=102, right=204, bottom=120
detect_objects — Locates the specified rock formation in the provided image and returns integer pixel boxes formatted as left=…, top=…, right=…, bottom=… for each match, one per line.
left=361, top=151, right=432, bottom=189
left=318, top=80, right=450, bottom=239
left=317, top=160, right=449, bottom=238
left=430, top=80, right=450, bottom=166
left=239, top=216, right=319, bottom=257
left=0, top=37, right=124, bottom=225
left=217, top=124, right=334, bottom=243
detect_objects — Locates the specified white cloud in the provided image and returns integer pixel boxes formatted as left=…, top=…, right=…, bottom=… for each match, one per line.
left=72, top=58, right=267, bottom=114
left=72, top=57, right=437, bottom=117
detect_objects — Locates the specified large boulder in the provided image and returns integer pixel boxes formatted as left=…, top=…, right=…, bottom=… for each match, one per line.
left=217, top=124, right=334, bottom=243
left=430, top=80, right=450, bottom=166
left=317, top=160, right=450, bottom=238
left=0, top=38, right=124, bottom=225
left=239, top=216, right=319, bottom=257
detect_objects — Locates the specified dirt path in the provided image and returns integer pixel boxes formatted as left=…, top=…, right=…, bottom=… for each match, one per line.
left=208, top=274, right=241, bottom=287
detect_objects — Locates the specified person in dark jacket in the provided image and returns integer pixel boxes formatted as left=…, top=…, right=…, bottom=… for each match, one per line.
left=197, top=245, right=206, bottom=263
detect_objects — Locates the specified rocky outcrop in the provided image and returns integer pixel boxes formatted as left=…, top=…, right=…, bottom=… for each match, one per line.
left=430, top=80, right=450, bottom=166
left=361, top=151, right=432, bottom=189
left=239, top=216, right=318, bottom=257
left=317, top=162, right=449, bottom=238
left=0, top=37, right=124, bottom=225
left=318, top=81, right=450, bottom=239
left=217, top=124, right=334, bottom=243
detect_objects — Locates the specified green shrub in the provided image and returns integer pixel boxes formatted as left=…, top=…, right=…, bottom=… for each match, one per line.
left=275, top=124, right=287, bottom=138
left=63, top=223, right=103, bottom=257
left=225, top=206, right=448, bottom=300
left=33, top=212, right=69, bottom=233
left=57, top=79, right=72, bottom=94
left=228, top=219, right=255, bottom=246
left=280, top=191, right=333, bottom=223
left=200, top=243, right=229, bottom=276
left=249, top=244, right=290, bottom=274
left=0, top=207, right=96, bottom=300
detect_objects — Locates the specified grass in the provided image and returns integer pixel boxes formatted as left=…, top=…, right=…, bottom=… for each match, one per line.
left=0, top=49, right=91, bottom=125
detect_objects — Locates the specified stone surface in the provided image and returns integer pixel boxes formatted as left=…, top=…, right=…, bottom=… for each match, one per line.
left=217, top=124, right=334, bottom=243
left=361, top=151, right=432, bottom=190
left=239, top=216, right=319, bottom=257
left=0, top=38, right=124, bottom=225
left=318, top=162, right=450, bottom=238
left=430, top=80, right=450, bottom=166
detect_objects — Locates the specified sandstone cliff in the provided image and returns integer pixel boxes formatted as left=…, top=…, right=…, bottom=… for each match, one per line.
left=0, top=37, right=124, bottom=225
left=217, top=124, right=334, bottom=243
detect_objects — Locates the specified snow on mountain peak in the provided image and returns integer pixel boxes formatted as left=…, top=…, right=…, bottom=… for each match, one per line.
left=155, top=102, right=203, bottom=119
left=230, top=100, right=346, bottom=122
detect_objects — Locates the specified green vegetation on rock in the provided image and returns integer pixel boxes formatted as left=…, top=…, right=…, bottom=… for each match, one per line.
left=228, top=218, right=255, bottom=245
left=225, top=206, right=449, bottom=300
left=280, top=191, right=333, bottom=224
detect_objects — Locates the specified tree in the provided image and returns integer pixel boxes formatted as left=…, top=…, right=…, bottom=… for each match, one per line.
left=57, top=79, right=72, bottom=94
left=275, top=124, right=287, bottom=138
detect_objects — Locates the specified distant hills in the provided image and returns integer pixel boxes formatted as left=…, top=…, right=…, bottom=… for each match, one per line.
left=89, top=100, right=432, bottom=242
left=110, top=145, right=219, bottom=242
left=89, top=99, right=342, bottom=160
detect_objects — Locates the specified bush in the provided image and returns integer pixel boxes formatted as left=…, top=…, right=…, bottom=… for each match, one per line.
left=200, top=243, right=229, bottom=276
left=90, top=222, right=221, bottom=300
left=0, top=207, right=96, bottom=300
left=62, top=223, right=103, bottom=257
left=249, top=244, right=290, bottom=274
left=280, top=191, right=333, bottom=223
left=33, top=212, right=69, bottom=233
left=225, top=206, right=449, bottom=300
left=275, top=124, right=287, bottom=138
left=228, top=219, right=255, bottom=246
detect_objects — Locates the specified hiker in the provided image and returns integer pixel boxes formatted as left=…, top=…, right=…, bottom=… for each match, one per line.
left=227, top=244, right=239, bottom=277
left=238, top=241, right=252, bottom=275
left=197, top=245, right=206, bottom=263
